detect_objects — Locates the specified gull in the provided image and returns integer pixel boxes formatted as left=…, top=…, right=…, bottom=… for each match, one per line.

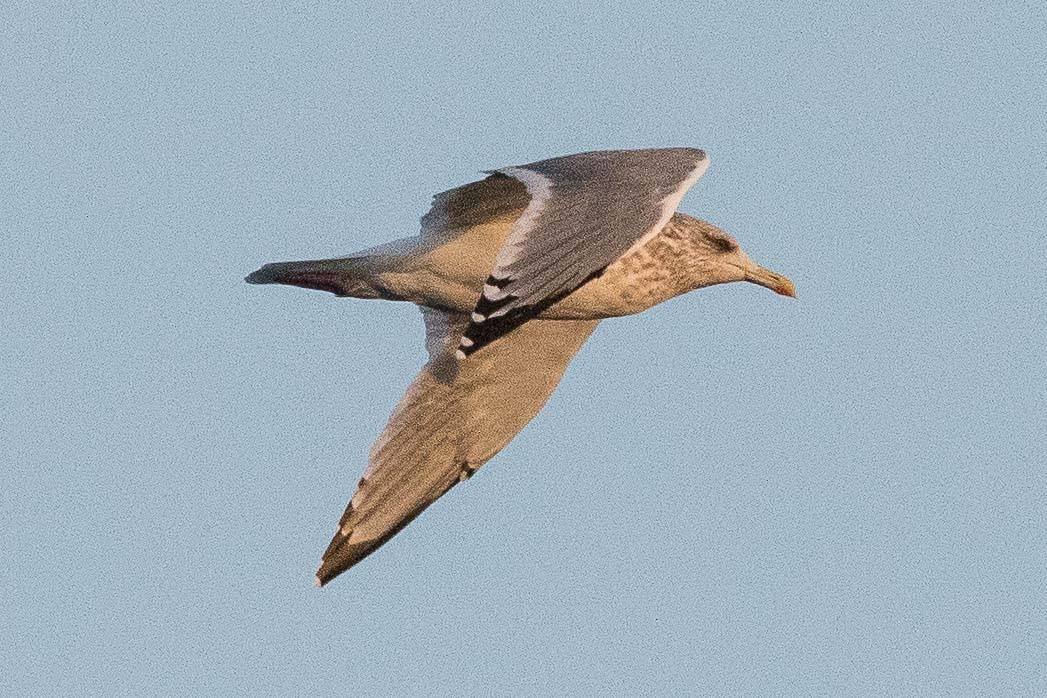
left=246, top=148, right=795, bottom=586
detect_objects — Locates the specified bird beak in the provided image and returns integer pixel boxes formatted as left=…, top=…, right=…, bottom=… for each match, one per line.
left=744, top=263, right=796, bottom=298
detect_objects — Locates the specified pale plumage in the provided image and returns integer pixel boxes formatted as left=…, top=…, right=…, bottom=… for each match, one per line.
left=246, top=148, right=795, bottom=585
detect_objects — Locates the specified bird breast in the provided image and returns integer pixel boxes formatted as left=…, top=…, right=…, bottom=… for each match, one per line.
left=542, top=218, right=699, bottom=319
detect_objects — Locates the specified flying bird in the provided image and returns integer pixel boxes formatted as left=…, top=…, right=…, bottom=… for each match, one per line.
left=246, top=148, right=795, bottom=586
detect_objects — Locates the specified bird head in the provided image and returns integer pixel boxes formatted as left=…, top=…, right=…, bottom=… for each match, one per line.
left=682, top=217, right=796, bottom=298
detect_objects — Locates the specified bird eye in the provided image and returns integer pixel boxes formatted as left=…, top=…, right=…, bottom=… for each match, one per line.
left=709, top=234, right=737, bottom=253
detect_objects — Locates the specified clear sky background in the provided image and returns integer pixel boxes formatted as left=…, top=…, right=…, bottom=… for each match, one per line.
left=4, top=2, right=1045, bottom=695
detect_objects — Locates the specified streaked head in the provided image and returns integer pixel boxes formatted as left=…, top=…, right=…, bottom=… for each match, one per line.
left=679, top=215, right=796, bottom=298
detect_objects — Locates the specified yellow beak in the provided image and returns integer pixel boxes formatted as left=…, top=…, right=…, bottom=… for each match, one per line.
left=745, top=264, right=796, bottom=298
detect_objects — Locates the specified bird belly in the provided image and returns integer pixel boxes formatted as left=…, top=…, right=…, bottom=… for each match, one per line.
left=373, top=218, right=514, bottom=312
left=377, top=268, right=481, bottom=313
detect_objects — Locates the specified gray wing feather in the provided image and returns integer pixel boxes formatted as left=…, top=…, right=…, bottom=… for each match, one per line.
left=315, top=311, right=599, bottom=585
left=458, top=148, right=709, bottom=356
left=420, top=172, right=530, bottom=242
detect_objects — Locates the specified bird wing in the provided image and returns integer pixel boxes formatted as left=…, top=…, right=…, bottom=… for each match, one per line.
left=315, top=308, right=599, bottom=585
left=455, top=147, right=710, bottom=357
left=419, top=171, right=530, bottom=243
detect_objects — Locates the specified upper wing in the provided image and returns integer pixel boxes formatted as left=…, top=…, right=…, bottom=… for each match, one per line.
left=315, top=309, right=599, bottom=585
left=419, top=171, right=530, bottom=243
left=456, top=147, right=709, bottom=357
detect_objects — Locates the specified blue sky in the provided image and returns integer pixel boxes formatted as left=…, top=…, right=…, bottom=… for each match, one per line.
left=4, top=2, right=1045, bottom=694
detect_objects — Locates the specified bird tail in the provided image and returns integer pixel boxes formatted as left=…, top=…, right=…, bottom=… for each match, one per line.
left=244, top=255, right=395, bottom=299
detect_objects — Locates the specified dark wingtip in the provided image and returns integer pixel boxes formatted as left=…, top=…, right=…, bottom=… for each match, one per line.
left=314, top=536, right=378, bottom=588
left=314, top=493, right=448, bottom=587
left=244, top=264, right=276, bottom=284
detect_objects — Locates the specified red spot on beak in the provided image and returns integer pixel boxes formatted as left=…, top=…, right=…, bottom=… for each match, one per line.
left=776, top=279, right=796, bottom=298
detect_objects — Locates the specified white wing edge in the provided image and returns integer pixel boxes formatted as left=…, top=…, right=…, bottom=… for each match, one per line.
left=624, top=154, right=711, bottom=258
left=492, top=155, right=710, bottom=282
left=487, top=165, right=555, bottom=282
